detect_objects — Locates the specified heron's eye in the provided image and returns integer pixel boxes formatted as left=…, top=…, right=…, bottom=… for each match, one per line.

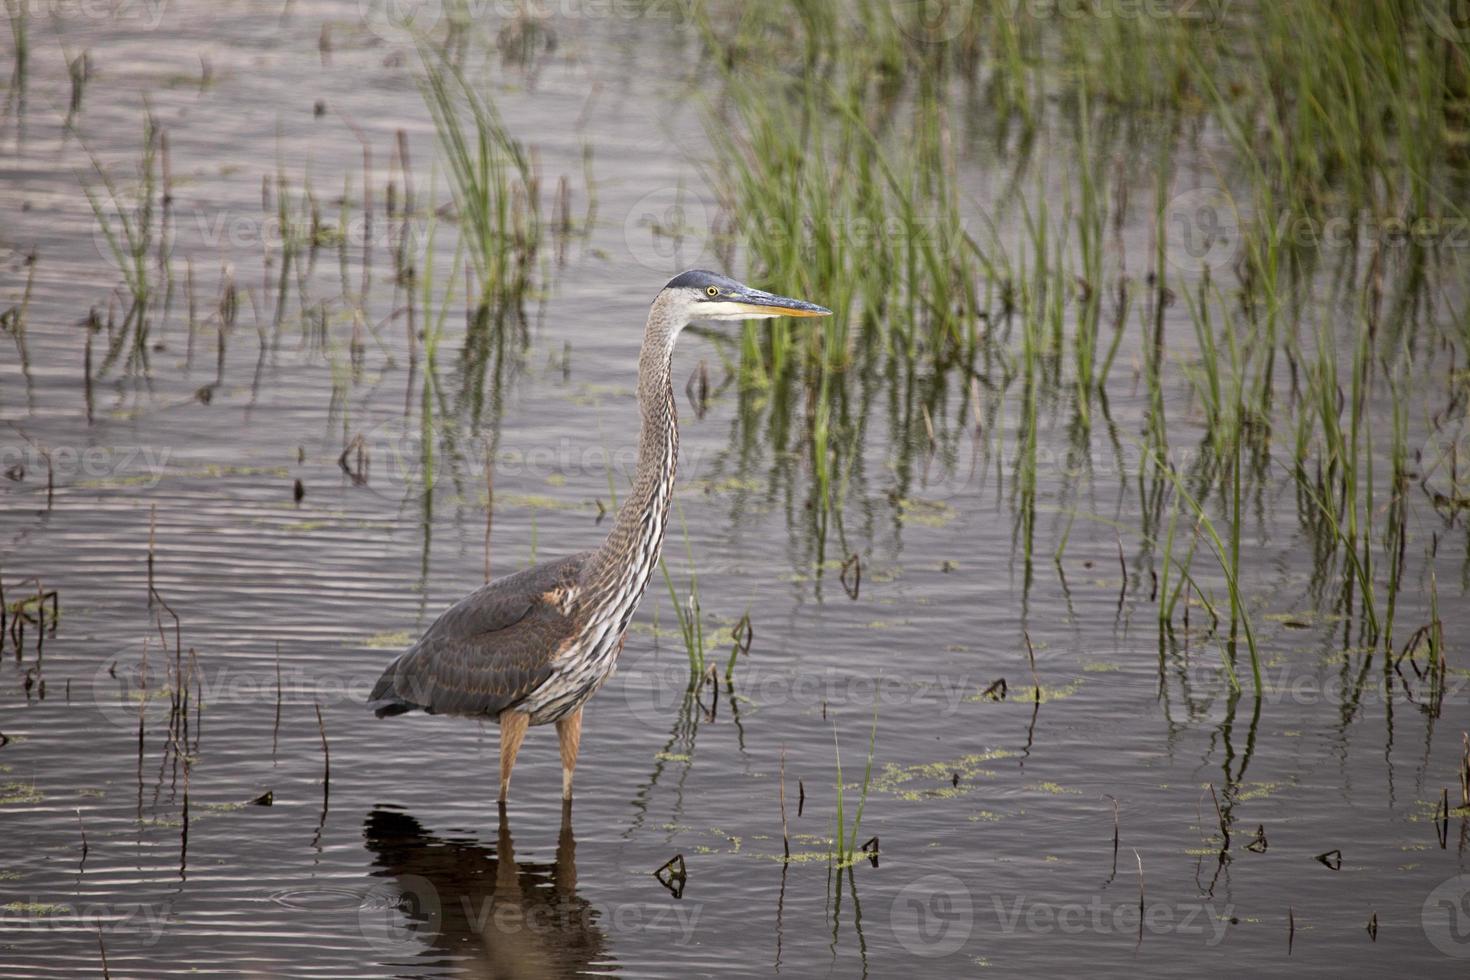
left=706, top=286, right=720, bottom=297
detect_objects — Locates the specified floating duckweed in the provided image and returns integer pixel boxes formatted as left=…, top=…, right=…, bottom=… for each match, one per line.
left=498, top=493, right=584, bottom=512
left=970, top=679, right=1084, bottom=704
left=142, top=817, right=183, bottom=829
left=1235, top=781, right=1285, bottom=802
left=1028, top=781, right=1082, bottom=796
left=2, top=902, right=67, bottom=915
left=757, top=848, right=834, bottom=864
left=0, top=783, right=43, bottom=805
left=361, top=630, right=413, bottom=648
left=201, top=801, right=246, bottom=813
left=1265, top=611, right=1343, bottom=627
left=199, top=464, right=291, bottom=479
left=875, top=750, right=1014, bottom=801
left=683, top=828, right=742, bottom=856
left=895, top=497, right=959, bottom=528
left=566, top=383, right=634, bottom=406
left=78, top=474, right=163, bottom=489
left=1408, top=799, right=1449, bottom=823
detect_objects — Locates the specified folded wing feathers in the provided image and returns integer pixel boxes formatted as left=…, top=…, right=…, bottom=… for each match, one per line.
left=369, top=553, right=588, bottom=719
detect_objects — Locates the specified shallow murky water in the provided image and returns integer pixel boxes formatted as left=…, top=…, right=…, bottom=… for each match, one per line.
left=2, top=3, right=1469, bottom=977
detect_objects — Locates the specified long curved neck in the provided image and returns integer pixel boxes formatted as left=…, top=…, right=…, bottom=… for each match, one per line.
left=587, top=300, right=682, bottom=600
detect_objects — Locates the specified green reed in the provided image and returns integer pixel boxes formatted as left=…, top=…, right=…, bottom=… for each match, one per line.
left=1382, top=367, right=1410, bottom=645
left=84, top=114, right=160, bottom=310
left=684, top=0, right=1466, bottom=664
left=659, top=506, right=712, bottom=681
left=699, top=4, right=985, bottom=379
left=1068, top=84, right=1109, bottom=422
left=660, top=555, right=705, bottom=680
left=416, top=39, right=540, bottom=316
left=830, top=714, right=877, bottom=870
left=1150, top=451, right=1259, bottom=692
left=3, top=0, right=25, bottom=115
left=83, top=112, right=173, bottom=376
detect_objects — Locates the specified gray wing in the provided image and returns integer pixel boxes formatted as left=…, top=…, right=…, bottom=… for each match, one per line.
left=369, top=552, right=588, bottom=719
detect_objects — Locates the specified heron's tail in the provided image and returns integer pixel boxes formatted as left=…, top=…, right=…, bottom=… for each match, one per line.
left=372, top=700, right=416, bottom=718
left=368, top=656, right=423, bottom=718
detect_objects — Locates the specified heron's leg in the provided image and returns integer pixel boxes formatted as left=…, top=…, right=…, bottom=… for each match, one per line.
left=498, top=710, right=529, bottom=803
left=555, top=707, right=583, bottom=801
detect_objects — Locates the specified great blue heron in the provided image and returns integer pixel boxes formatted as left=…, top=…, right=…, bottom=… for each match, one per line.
left=368, top=270, right=831, bottom=802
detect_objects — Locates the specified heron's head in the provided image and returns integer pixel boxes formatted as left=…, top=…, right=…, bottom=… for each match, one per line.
left=658, top=269, right=832, bottom=323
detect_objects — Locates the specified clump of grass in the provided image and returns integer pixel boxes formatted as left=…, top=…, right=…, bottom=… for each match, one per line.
left=415, top=39, right=540, bottom=320
left=660, top=553, right=706, bottom=681
left=696, top=6, right=992, bottom=540
left=830, top=714, right=877, bottom=869
left=83, top=112, right=168, bottom=375
left=774, top=0, right=1466, bottom=690
left=704, top=57, right=983, bottom=376
left=1149, top=452, right=1260, bottom=693
left=658, top=506, right=722, bottom=685
left=84, top=117, right=160, bottom=303
left=265, top=168, right=329, bottom=339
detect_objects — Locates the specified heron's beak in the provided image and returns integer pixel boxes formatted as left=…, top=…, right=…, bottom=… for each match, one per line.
left=727, top=287, right=832, bottom=318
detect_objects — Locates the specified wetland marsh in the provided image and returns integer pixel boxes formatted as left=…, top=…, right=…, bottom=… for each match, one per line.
left=2, top=1, right=1469, bottom=976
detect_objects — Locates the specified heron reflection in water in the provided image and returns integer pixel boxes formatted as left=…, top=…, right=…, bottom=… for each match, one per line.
left=369, top=272, right=831, bottom=802
left=362, top=804, right=609, bottom=978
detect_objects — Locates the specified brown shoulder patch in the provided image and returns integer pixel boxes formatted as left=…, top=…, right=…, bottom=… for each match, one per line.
left=540, top=586, right=579, bottom=615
